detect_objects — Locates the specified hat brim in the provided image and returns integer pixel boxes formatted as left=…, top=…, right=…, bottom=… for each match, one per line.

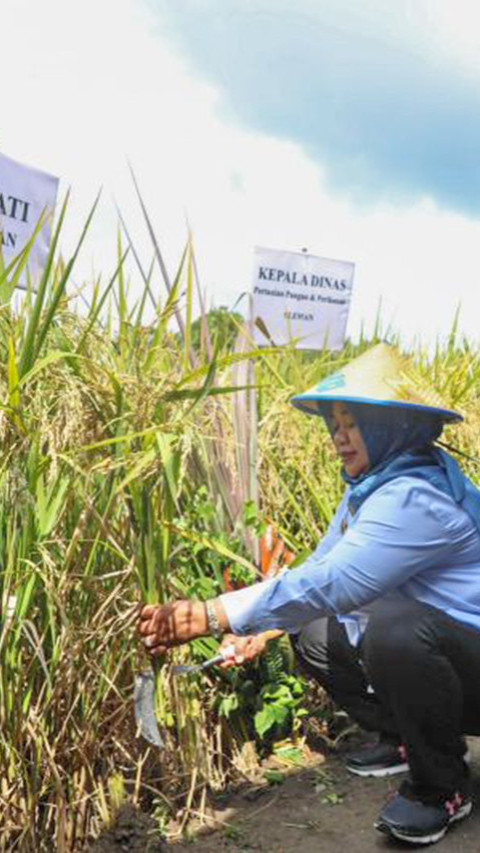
left=290, top=394, right=463, bottom=423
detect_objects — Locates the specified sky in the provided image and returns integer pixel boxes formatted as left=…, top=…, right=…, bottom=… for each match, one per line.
left=2, top=0, right=480, bottom=346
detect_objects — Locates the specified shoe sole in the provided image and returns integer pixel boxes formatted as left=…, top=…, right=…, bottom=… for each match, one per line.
left=346, top=761, right=409, bottom=778
left=375, top=801, right=472, bottom=845
left=347, top=751, right=469, bottom=780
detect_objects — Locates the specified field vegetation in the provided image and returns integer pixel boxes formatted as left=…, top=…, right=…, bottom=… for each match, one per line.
left=1, top=195, right=479, bottom=850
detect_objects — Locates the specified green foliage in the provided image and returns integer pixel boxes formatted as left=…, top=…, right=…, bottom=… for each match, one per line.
left=172, top=486, right=258, bottom=596
left=254, top=675, right=307, bottom=740
left=1, top=187, right=479, bottom=849
left=216, top=637, right=307, bottom=747
left=189, top=306, right=243, bottom=354
left=263, top=769, right=286, bottom=785
left=261, top=642, right=285, bottom=682
left=242, top=498, right=266, bottom=537
left=272, top=743, right=305, bottom=765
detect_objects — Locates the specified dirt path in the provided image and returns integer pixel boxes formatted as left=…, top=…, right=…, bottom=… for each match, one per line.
left=171, top=739, right=480, bottom=852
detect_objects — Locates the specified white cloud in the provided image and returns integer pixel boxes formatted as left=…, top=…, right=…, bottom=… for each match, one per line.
left=2, top=0, right=480, bottom=346
left=422, top=0, right=480, bottom=74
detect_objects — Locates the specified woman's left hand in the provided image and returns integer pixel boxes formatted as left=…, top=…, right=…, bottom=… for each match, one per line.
left=137, top=600, right=208, bottom=656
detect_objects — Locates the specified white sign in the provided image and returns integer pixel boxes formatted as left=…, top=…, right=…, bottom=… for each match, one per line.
left=252, top=246, right=354, bottom=350
left=0, top=152, right=59, bottom=289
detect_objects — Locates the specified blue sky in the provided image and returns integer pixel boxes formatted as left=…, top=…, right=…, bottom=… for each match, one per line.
left=3, top=0, right=480, bottom=345
left=153, top=0, right=480, bottom=215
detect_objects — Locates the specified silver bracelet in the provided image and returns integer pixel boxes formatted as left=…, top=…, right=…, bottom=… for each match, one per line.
left=205, top=599, right=223, bottom=639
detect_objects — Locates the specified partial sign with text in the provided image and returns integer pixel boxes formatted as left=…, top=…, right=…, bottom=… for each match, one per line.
left=252, top=246, right=354, bottom=350
left=0, top=152, right=59, bottom=290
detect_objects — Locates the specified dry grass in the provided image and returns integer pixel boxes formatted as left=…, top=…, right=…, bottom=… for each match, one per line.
left=1, top=208, right=480, bottom=849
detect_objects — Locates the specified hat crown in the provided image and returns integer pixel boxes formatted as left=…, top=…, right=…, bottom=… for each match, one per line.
left=291, top=343, right=462, bottom=422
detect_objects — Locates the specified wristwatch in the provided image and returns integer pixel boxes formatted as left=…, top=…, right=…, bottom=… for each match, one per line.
left=205, top=599, right=223, bottom=639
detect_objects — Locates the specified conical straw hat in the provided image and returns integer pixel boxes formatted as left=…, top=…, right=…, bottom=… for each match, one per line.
left=291, top=343, right=462, bottom=422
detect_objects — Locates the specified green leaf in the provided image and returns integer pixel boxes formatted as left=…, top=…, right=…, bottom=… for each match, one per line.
left=263, top=769, right=286, bottom=785
left=260, top=683, right=293, bottom=706
left=218, top=693, right=241, bottom=718
left=254, top=703, right=289, bottom=737
left=18, top=192, right=70, bottom=379
left=7, top=336, right=21, bottom=419
left=168, top=524, right=259, bottom=577
left=273, top=744, right=304, bottom=765
left=0, top=209, right=47, bottom=303
left=36, top=471, right=70, bottom=537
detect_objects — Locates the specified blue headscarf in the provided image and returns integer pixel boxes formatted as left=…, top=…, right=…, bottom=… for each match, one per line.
left=323, top=402, right=480, bottom=533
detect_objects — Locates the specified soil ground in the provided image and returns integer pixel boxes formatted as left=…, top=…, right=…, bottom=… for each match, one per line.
left=170, top=737, right=480, bottom=853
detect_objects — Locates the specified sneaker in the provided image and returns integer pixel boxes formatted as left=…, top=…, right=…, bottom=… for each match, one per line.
left=375, top=782, right=472, bottom=845
left=345, top=738, right=470, bottom=779
left=345, top=739, right=408, bottom=778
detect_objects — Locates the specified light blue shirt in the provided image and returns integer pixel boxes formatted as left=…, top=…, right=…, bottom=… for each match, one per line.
left=220, top=477, right=480, bottom=642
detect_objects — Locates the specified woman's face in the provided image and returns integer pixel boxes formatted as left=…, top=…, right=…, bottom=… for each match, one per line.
left=331, top=402, right=370, bottom=477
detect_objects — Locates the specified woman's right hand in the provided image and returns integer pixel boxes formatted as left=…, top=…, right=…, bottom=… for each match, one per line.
left=219, top=633, right=269, bottom=667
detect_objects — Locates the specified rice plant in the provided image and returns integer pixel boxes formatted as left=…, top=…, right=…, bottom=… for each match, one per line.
left=0, top=191, right=479, bottom=850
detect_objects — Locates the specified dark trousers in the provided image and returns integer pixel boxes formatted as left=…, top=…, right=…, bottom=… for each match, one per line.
left=293, top=598, right=480, bottom=796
